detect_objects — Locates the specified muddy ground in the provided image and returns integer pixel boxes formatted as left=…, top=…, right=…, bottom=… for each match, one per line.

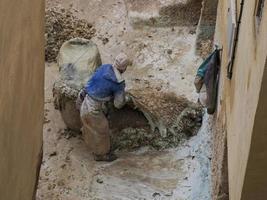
left=37, top=0, right=212, bottom=199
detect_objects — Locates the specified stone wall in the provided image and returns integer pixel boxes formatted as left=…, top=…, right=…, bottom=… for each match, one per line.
left=0, top=0, right=44, bottom=199
left=195, top=0, right=218, bottom=58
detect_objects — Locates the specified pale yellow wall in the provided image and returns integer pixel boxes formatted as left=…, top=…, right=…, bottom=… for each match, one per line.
left=214, top=0, right=267, bottom=199
left=241, top=59, right=267, bottom=200
left=0, top=0, right=44, bottom=199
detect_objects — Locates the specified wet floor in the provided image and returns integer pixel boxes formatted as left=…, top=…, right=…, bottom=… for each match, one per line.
left=37, top=0, right=212, bottom=199
left=37, top=63, right=211, bottom=199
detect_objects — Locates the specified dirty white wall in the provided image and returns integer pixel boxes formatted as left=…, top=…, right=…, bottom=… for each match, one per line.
left=0, top=0, right=44, bottom=199
left=213, top=0, right=267, bottom=199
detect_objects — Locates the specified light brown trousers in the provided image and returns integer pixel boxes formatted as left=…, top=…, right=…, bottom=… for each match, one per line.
left=80, top=95, right=110, bottom=155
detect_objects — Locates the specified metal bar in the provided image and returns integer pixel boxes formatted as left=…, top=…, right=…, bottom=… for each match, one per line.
left=227, top=0, right=245, bottom=79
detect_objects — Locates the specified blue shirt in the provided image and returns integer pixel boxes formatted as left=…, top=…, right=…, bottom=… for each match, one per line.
left=85, top=64, right=125, bottom=102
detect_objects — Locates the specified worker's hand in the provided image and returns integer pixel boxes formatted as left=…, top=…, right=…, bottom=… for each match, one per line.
left=79, top=88, right=87, bottom=101
left=125, top=93, right=136, bottom=108
left=125, top=93, right=133, bottom=103
left=76, top=88, right=87, bottom=111
left=125, top=93, right=132, bottom=103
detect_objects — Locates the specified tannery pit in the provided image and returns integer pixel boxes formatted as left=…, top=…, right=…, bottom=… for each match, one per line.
left=38, top=0, right=215, bottom=199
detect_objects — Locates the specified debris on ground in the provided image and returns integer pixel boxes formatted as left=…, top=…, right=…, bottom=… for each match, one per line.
left=49, top=151, right=57, bottom=157
left=45, top=7, right=96, bottom=62
left=43, top=117, right=51, bottom=124
left=196, top=39, right=213, bottom=58
left=96, top=178, right=104, bottom=184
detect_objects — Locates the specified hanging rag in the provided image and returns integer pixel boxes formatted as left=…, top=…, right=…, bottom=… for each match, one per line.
left=194, top=49, right=220, bottom=114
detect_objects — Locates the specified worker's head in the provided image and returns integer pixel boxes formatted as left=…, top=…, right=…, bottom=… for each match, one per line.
left=113, top=53, right=129, bottom=73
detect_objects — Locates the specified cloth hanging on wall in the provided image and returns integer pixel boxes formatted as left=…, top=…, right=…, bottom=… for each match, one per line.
left=194, top=49, right=221, bottom=114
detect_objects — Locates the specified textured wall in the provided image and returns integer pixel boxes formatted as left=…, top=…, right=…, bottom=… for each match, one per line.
left=195, top=0, right=218, bottom=58
left=241, top=60, right=267, bottom=200
left=0, top=0, right=44, bottom=199
left=211, top=111, right=229, bottom=200
left=211, top=1, right=229, bottom=199
left=213, top=0, right=267, bottom=199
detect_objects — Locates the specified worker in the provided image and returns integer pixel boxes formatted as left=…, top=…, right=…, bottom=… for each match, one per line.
left=76, top=53, right=130, bottom=162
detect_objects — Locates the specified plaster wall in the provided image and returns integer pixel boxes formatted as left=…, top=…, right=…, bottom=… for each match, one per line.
left=213, top=0, right=267, bottom=199
left=0, top=0, right=44, bottom=199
